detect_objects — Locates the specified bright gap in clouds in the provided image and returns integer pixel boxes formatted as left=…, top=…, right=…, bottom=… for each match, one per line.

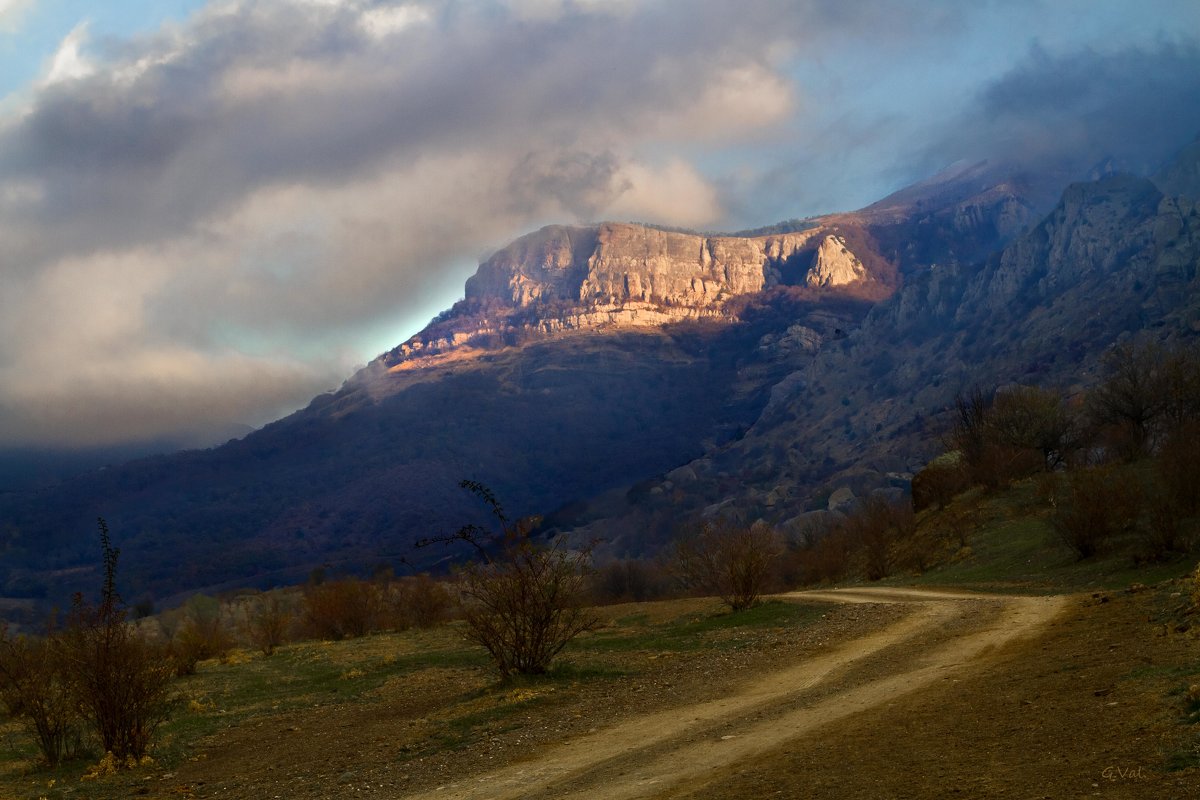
left=0, top=0, right=208, bottom=98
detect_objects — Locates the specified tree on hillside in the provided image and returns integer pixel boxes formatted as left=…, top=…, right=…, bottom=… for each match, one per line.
left=946, top=386, right=1079, bottom=487
left=421, top=481, right=598, bottom=677
left=1087, top=341, right=1166, bottom=461
left=988, top=386, right=1082, bottom=472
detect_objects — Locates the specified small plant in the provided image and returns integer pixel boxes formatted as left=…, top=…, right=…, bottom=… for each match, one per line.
left=169, top=595, right=234, bottom=675
left=1046, top=469, right=1141, bottom=559
left=392, top=575, right=453, bottom=630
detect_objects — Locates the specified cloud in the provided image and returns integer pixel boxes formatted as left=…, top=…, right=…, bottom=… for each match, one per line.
left=43, top=22, right=95, bottom=84
left=0, top=0, right=837, bottom=447
left=918, top=40, right=1200, bottom=186
left=1, top=0, right=1198, bottom=448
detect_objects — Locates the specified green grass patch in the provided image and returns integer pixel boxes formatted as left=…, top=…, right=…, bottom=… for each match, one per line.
left=885, top=474, right=1199, bottom=594
left=573, top=599, right=819, bottom=654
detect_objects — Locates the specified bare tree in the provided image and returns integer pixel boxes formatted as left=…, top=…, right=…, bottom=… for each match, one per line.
left=1087, top=341, right=1166, bottom=461
left=989, top=386, right=1082, bottom=471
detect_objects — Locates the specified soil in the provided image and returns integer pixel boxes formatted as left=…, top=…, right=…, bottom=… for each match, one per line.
left=134, top=586, right=1200, bottom=798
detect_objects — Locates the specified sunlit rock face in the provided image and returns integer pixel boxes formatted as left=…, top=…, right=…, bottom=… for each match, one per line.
left=806, top=235, right=867, bottom=287
left=467, top=222, right=825, bottom=309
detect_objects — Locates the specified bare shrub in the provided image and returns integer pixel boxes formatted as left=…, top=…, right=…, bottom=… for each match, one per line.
left=1087, top=341, right=1167, bottom=461
left=56, top=519, right=175, bottom=763
left=1046, top=469, right=1142, bottom=559
left=392, top=575, right=454, bottom=629
left=838, top=497, right=914, bottom=581
left=1157, top=421, right=1200, bottom=518
left=946, top=386, right=1081, bottom=489
left=0, top=626, right=83, bottom=766
left=244, top=592, right=293, bottom=655
left=673, top=519, right=783, bottom=610
left=591, top=559, right=674, bottom=604
left=169, top=595, right=233, bottom=676
left=796, top=525, right=854, bottom=585
left=302, top=578, right=383, bottom=640
left=1144, top=490, right=1189, bottom=560
left=911, top=460, right=970, bottom=511
left=423, top=480, right=599, bottom=677
left=989, top=386, right=1082, bottom=472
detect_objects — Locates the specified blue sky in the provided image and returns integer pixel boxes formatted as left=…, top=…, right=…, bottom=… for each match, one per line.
left=0, top=1, right=206, bottom=96
left=1, top=0, right=1199, bottom=449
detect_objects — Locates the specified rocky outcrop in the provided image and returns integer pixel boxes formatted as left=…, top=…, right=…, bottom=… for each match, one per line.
left=807, top=235, right=867, bottom=287
left=465, top=222, right=834, bottom=309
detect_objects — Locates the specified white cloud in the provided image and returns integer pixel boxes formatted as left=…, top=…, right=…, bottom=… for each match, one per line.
left=43, top=22, right=94, bottom=84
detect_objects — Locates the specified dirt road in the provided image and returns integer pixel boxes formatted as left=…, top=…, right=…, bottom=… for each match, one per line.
left=400, top=587, right=1067, bottom=800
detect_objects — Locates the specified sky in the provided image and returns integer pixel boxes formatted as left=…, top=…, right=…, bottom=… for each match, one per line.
left=1, top=0, right=1199, bottom=450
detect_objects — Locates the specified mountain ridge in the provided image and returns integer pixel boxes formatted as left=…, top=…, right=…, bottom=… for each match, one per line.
left=2, top=144, right=1196, bottom=613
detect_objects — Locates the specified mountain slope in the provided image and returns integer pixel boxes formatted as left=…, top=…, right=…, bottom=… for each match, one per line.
left=0, top=154, right=1141, bottom=609
left=626, top=148, right=1200, bottom=537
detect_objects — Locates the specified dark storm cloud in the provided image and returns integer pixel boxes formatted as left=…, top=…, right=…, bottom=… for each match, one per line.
left=921, top=40, right=1200, bottom=186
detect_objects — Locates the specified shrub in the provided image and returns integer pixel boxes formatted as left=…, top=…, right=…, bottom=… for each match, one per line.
left=244, top=592, right=293, bottom=655
left=673, top=519, right=783, bottom=610
left=591, top=559, right=674, bottom=604
left=1157, top=421, right=1200, bottom=517
left=1046, top=468, right=1141, bottom=559
left=424, top=480, right=599, bottom=677
left=0, top=626, right=83, bottom=766
left=169, top=595, right=233, bottom=676
left=911, top=460, right=971, bottom=511
left=391, top=575, right=453, bottom=629
left=302, top=578, right=383, bottom=640
left=56, top=519, right=175, bottom=763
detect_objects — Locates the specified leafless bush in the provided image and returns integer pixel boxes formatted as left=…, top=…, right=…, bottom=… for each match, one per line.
left=302, top=578, right=384, bottom=640
left=56, top=519, right=175, bottom=763
left=391, top=575, right=454, bottom=629
left=673, top=519, right=783, bottom=610
left=1157, top=421, right=1200, bottom=518
left=0, top=626, right=83, bottom=766
left=911, top=460, right=971, bottom=511
left=244, top=592, right=293, bottom=655
left=169, top=595, right=233, bottom=675
left=424, top=480, right=599, bottom=677
left=591, top=559, right=674, bottom=604
left=1046, top=468, right=1142, bottom=559
left=946, top=386, right=1081, bottom=489
left=1144, top=490, right=1189, bottom=560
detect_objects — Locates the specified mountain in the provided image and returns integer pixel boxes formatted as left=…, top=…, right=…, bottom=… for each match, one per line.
left=2, top=143, right=1194, bottom=614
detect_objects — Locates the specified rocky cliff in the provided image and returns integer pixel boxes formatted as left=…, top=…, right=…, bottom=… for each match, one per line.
left=390, top=221, right=877, bottom=367
left=465, top=222, right=828, bottom=308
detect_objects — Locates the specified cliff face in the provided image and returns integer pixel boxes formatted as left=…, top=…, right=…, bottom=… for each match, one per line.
left=807, top=235, right=867, bottom=287
left=466, top=222, right=830, bottom=309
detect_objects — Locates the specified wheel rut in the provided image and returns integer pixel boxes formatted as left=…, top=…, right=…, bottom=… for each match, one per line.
left=401, top=588, right=1067, bottom=800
